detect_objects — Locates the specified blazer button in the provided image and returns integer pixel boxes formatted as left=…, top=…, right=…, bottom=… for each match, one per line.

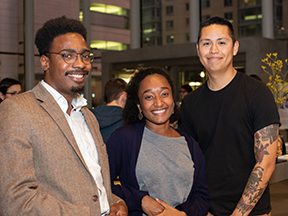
left=92, top=195, right=99, bottom=202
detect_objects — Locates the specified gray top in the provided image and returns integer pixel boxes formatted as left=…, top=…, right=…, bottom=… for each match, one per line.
left=136, top=127, right=194, bottom=210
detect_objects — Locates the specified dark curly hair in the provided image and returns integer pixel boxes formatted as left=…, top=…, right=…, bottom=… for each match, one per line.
left=35, top=16, right=87, bottom=56
left=123, top=67, right=180, bottom=125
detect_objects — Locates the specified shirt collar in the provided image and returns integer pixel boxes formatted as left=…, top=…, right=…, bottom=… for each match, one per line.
left=40, top=80, right=87, bottom=113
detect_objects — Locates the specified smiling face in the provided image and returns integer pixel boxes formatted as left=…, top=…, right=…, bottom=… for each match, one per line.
left=41, top=32, right=91, bottom=102
left=197, top=24, right=239, bottom=74
left=137, top=74, right=175, bottom=129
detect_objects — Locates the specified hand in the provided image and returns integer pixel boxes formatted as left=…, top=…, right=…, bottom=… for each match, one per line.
left=155, top=198, right=186, bottom=216
left=109, top=201, right=128, bottom=216
left=142, top=195, right=165, bottom=216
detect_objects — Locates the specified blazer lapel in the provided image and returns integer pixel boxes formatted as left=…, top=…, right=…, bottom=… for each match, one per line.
left=32, top=83, right=89, bottom=170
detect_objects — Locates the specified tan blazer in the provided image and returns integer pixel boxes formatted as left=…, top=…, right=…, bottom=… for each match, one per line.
left=0, top=83, right=120, bottom=216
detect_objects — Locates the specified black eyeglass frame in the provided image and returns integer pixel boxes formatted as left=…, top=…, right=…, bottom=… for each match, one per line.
left=45, top=49, right=94, bottom=65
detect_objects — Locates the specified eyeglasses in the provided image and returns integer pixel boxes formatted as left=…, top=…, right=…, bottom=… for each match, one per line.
left=46, top=49, right=94, bottom=65
left=6, top=91, right=21, bottom=95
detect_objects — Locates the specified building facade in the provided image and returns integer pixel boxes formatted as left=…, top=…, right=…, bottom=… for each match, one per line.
left=0, top=0, right=130, bottom=107
left=140, top=0, right=288, bottom=47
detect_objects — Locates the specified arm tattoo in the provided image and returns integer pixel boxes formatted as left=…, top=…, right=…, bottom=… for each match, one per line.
left=254, top=124, right=278, bottom=163
left=236, top=124, right=278, bottom=215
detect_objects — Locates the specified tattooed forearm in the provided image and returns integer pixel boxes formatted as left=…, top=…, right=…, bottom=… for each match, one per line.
left=234, top=124, right=278, bottom=216
left=237, top=167, right=268, bottom=215
left=254, top=124, right=278, bottom=163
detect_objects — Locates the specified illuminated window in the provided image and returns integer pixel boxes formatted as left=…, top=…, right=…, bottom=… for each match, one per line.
left=90, top=40, right=129, bottom=51
left=80, top=3, right=128, bottom=21
left=143, top=23, right=156, bottom=35
left=167, top=35, right=174, bottom=44
left=90, top=3, right=128, bottom=16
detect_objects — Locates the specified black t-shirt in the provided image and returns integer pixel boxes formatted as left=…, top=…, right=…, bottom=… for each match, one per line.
left=180, top=72, right=280, bottom=215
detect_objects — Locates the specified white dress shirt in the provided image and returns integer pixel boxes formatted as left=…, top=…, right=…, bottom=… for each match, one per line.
left=41, top=80, right=110, bottom=215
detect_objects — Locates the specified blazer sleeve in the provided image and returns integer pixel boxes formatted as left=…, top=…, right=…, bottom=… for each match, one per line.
left=106, top=126, right=149, bottom=212
left=175, top=133, right=210, bottom=216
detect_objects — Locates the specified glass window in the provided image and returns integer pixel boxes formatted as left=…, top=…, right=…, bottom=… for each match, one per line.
left=239, top=24, right=262, bottom=37
left=239, top=7, right=262, bottom=23
left=143, top=8, right=155, bottom=22
left=224, top=12, right=233, bottom=22
left=185, top=18, right=190, bottom=26
left=186, top=33, right=190, bottom=42
left=275, top=4, right=283, bottom=22
left=167, top=35, right=174, bottom=44
left=166, top=20, right=174, bottom=30
left=224, top=0, right=232, bottom=7
left=201, top=0, right=210, bottom=9
left=166, top=5, right=173, bottom=15
left=89, top=3, right=128, bottom=16
left=90, top=40, right=128, bottom=51
left=142, top=0, right=156, bottom=7
left=239, top=0, right=261, bottom=7
left=186, top=3, right=189, bottom=11
left=143, top=23, right=156, bottom=35
left=202, top=15, right=210, bottom=22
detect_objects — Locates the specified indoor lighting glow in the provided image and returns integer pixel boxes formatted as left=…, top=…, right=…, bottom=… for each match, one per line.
left=189, top=81, right=201, bottom=87
left=244, top=14, right=262, bottom=21
left=90, top=40, right=128, bottom=51
left=123, top=78, right=130, bottom=83
left=200, top=71, right=205, bottom=78
left=89, top=3, right=127, bottom=16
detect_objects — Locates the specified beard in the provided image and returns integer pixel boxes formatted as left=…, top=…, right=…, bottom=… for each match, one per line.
left=70, top=85, right=85, bottom=94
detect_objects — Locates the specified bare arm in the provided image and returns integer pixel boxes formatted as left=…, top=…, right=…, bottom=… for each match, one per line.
left=231, top=124, right=279, bottom=216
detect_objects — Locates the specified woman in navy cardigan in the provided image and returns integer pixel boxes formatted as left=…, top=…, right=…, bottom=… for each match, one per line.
left=106, top=67, right=210, bottom=216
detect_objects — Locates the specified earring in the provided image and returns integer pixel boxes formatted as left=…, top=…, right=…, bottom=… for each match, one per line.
left=138, top=112, right=143, bottom=120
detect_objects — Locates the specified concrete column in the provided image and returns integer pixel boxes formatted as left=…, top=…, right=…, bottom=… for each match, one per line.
left=24, top=0, right=35, bottom=91
left=262, top=0, right=274, bottom=39
left=190, top=0, right=200, bottom=43
left=83, top=0, right=92, bottom=107
left=130, top=0, right=141, bottom=49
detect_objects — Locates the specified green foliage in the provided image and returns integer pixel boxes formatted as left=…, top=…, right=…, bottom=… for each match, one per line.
left=262, top=53, right=288, bottom=109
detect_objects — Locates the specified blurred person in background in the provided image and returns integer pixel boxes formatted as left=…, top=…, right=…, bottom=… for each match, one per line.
left=91, top=78, right=127, bottom=143
left=0, top=78, right=21, bottom=103
left=180, top=84, right=192, bottom=101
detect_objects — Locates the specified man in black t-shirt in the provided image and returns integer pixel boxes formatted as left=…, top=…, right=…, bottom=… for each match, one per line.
left=179, top=16, right=280, bottom=216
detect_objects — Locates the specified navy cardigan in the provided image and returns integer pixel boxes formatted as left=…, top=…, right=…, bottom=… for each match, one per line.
left=106, top=122, right=210, bottom=216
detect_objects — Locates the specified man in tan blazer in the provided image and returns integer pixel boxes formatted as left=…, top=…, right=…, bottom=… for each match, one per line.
left=0, top=16, right=127, bottom=216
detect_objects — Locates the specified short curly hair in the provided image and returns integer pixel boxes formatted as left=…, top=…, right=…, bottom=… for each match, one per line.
left=123, top=67, right=180, bottom=125
left=35, top=16, right=87, bottom=56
